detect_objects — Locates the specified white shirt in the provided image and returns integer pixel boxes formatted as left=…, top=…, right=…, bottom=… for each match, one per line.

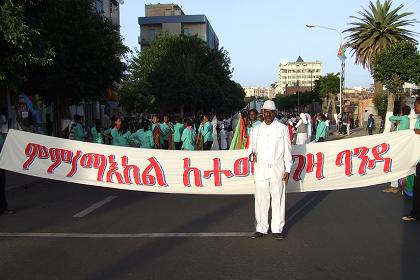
left=364, top=112, right=369, bottom=121
left=248, top=120, right=293, bottom=181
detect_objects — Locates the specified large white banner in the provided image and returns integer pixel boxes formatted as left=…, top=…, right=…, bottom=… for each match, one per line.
left=0, top=129, right=419, bottom=194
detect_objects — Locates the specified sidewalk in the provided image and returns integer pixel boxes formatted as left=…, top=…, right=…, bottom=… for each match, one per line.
left=327, top=127, right=368, bottom=141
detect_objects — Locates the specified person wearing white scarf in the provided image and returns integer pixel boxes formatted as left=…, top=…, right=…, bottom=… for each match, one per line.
left=295, top=113, right=308, bottom=145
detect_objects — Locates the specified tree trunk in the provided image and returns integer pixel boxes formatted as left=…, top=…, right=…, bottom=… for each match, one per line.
left=399, top=93, right=407, bottom=113
left=374, top=80, right=383, bottom=95
left=322, top=97, right=329, bottom=115
left=330, top=93, right=337, bottom=118
left=383, top=92, right=395, bottom=133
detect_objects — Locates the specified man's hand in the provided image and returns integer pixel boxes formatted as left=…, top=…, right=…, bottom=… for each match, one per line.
left=415, top=129, right=420, bottom=135
left=282, top=172, right=290, bottom=185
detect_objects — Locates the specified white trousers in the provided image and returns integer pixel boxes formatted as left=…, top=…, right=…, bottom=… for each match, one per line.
left=296, top=133, right=308, bottom=145
left=255, top=179, right=286, bottom=234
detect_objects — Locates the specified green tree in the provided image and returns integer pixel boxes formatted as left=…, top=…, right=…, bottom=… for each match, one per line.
left=345, top=0, right=418, bottom=113
left=0, top=0, right=54, bottom=91
left=373, top=41, right=420, bottom=94
left=121, top=34, right=245, bottom=116
left=24, top=0, right=129, bottom=103
left=313, top=73, right=340, bottom=114
left=373, top=41, right=420, bottom=119
left=372, top=91, right=388, bottom=119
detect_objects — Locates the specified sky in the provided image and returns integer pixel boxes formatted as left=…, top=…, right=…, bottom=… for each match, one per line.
left=119, top=0, right=420, bottom=88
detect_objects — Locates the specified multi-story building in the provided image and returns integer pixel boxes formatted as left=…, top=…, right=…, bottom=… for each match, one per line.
left=278, top=56, right=322, bottom=95
left=138, top=3, right=219, bottom=50
left=95, top=0, right=121, bottom=26
left=244, top=87, right=276, bottom=99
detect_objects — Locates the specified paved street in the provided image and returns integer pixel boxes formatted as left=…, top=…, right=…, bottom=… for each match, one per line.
left=1, top=169, right=419, bottom=280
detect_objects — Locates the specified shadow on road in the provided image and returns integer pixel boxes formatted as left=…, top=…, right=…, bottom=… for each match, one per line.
left=85, top=199, right=246, bottom=280
left=284, top=191, right=330, bottom=235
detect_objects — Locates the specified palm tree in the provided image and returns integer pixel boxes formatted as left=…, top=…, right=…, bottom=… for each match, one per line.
left=345, top=0, right=417, bottom=70
left=345, top=0, right=417, bottom=124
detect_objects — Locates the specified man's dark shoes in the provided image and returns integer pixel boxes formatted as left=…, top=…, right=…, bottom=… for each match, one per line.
left=251, top=232, right=266, bottom=239
left=273, top=233, right=284, bottom=240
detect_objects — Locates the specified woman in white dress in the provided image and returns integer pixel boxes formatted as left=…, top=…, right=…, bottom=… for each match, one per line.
left=295, top=113, right=308, bottom=145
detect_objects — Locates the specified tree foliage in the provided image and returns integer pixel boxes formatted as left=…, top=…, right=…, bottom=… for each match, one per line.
left=273, top=91, right=317, bottom=111
left=313, top=73, right=340, bottom=98
left=0, top=0, right=54, bottom=87
left=345, top=0, right=418, bottom=70
left=372, top=92, right=388, bottom=119
left=120, top=35, right=245, bottom=115
left=372, top=41, right=420, bottom=94
left=7, top=0, right=129, bottom=102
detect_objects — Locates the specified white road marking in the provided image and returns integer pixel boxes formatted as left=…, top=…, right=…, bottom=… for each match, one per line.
left=0, top=232, right=253, bottom=238
left=72, top=195, right=118, bottom=218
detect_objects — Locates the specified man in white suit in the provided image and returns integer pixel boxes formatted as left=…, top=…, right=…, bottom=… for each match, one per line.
left=248, top=100, right=293, bottom=240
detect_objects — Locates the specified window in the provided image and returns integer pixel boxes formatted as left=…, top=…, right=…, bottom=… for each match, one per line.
left=95, top=0, right=104, bottom=13
left=183, top=27, right=192, bottom=36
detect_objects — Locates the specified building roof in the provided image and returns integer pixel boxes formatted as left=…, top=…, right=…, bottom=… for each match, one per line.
left=138, top=15, right=208, bottom=25
left=296, top=56, right=304, bottom=62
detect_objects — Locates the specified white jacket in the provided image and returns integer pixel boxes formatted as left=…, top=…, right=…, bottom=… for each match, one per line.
left=248, top=120, right=293, bottom=181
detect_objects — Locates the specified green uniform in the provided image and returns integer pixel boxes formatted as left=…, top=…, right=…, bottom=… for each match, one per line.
left=173, top=123, right=185, bottom=143
left=73, top=123, right=86, bottom=141
left=139, top=130, right=154, bottom=149
left=0, top=134, right=4, bottom=151
left=416, top=116, right=420, bottom=130
left=389, top=115, right=410, bottom=131
left=181, top=128, right=196, bottom=151
left=161, top=123, right=173, bottom=141
left=200, top=122, right=213, bottom=142
left=130, top=129, right=154, bottom=149
left=91, top=127, right=104, bottom=144
left=252, top=120, right=261, bottom=128
left=110, top=128, right=131, bottom=147
left=315, top=121, right=327, bottom=142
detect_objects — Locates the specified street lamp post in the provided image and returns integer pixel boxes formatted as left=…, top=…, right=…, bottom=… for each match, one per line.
left=306, top=24, right=345, bottom=115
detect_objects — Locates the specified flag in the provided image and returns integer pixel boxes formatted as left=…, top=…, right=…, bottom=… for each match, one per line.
left=337, top=44, right=346, bottom=61
left=229, top=113, right=248, bottom=150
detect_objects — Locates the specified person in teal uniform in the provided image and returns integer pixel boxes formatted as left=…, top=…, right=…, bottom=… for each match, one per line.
left=384, top=106, right=412, bottom=193
left=200, top=115, right=213, bottom=150
left=130, top=120, right=154, bottom=149
left=91, top=119, right=104, bottom=144
left=181, top=119, right=196, bottom=151
left=315, top=114, right=327, bottom=142
left=402, top=97, right=420, bottom=221
left=173, top=117, right=185, bottom=150
left=110, top=118, right=131, bottom=147
left=69, top=115, right=87, bottom=141
left=249, top=109, right=261, bottom=128
left=389, top=105, right=411, bottom=131
left=161, top=115, right=174, bottom=149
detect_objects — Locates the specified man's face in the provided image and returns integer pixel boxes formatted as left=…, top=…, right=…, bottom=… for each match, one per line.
left=152, top=116, right=159, bottom=124
left=263, top=110, right=275, bottom=124
left=249, top=111, right=257, bottom=121
left=415, top=102, right=420, bottom=114
left=163, top=116, right=169, bottom=123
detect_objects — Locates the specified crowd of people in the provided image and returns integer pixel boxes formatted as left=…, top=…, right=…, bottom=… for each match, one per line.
left=65, top=109, right=333, bottom=151
left=66, top=113, right=217, bottom=151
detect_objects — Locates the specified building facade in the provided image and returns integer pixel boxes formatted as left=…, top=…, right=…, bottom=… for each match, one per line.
left=94, top=0, right=121, bottom=26
left=278, top=56, right=322, bottom=95
left=138, top=4, right=219, bottom=50
left=244, top=87, right=276, bottom=99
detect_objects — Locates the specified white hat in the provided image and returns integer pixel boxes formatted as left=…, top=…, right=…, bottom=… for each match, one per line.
left=262, top=100, right=276, bottom=111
